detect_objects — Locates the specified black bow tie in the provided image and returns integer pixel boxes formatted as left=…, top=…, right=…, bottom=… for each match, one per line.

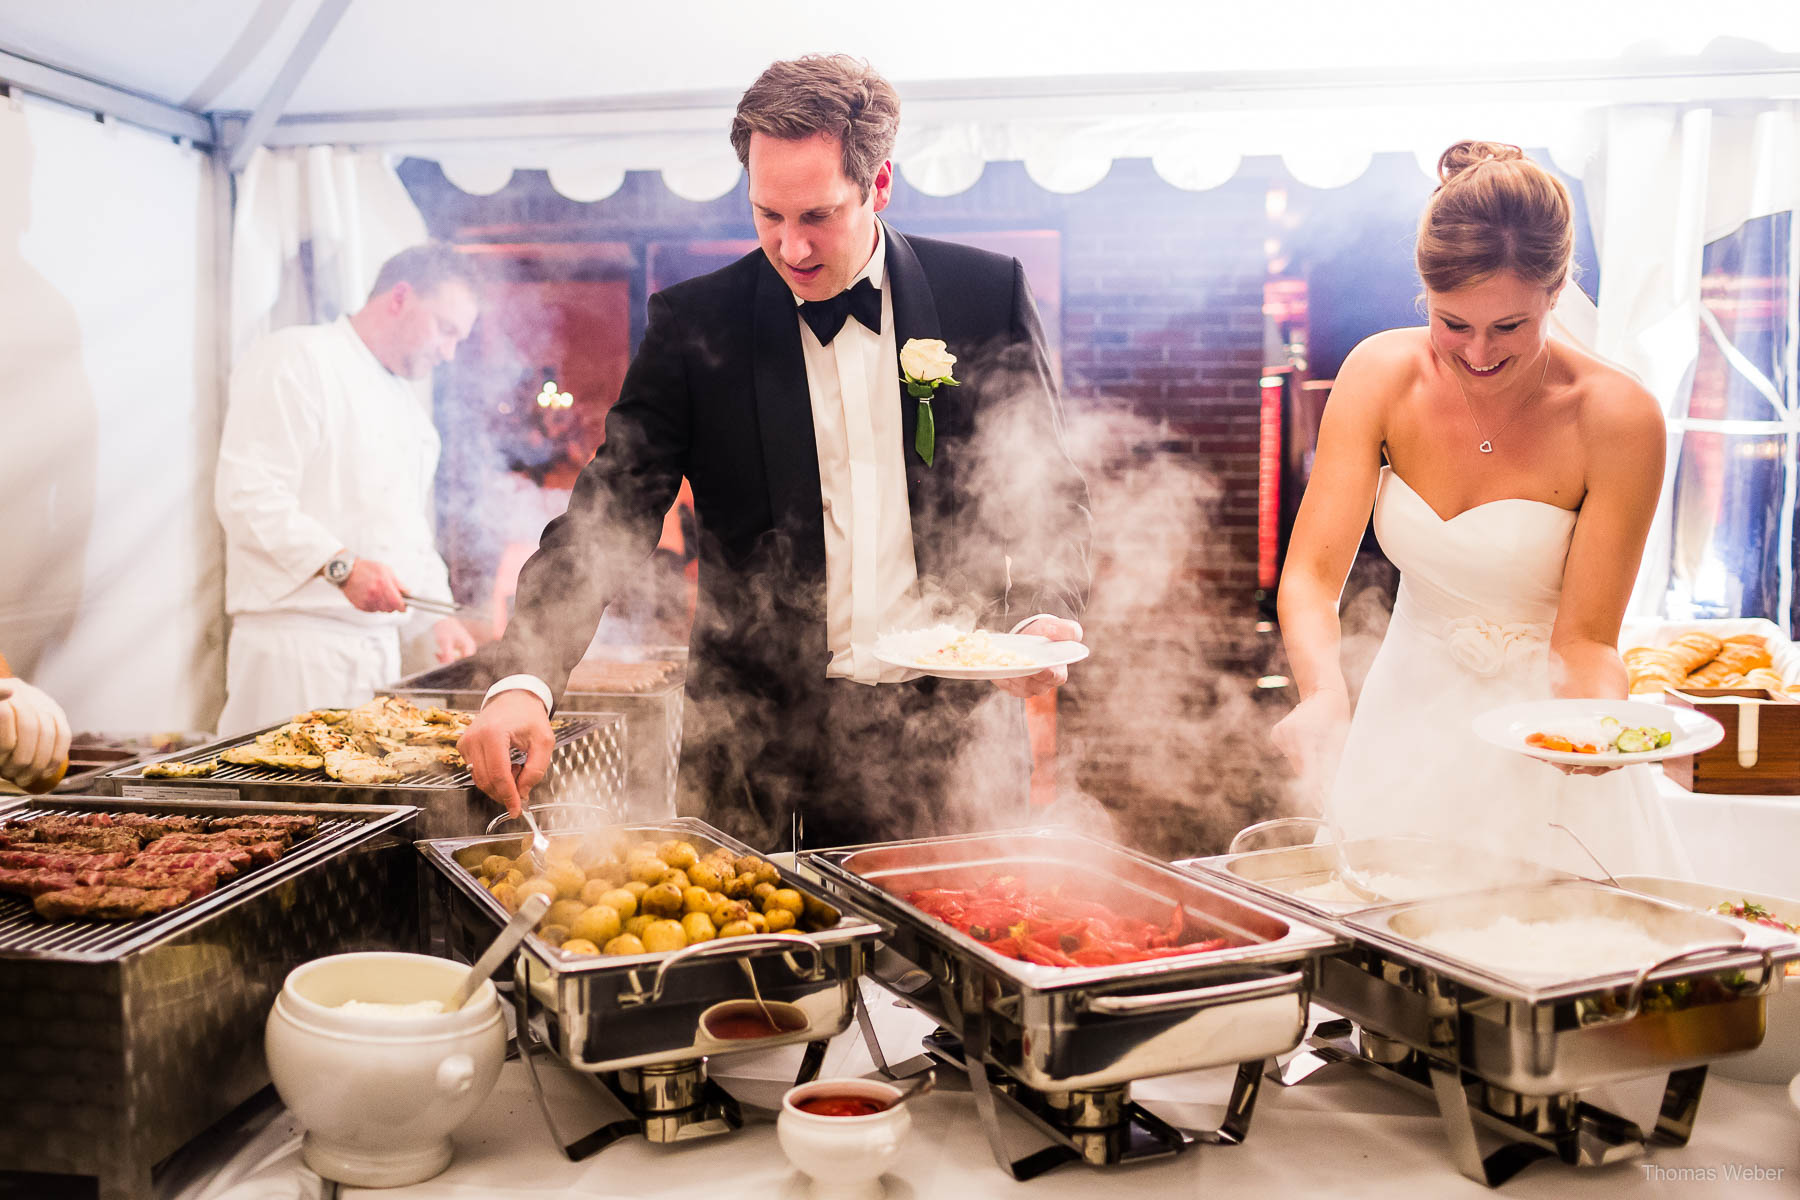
left=799, top=277, right=881, bottom=345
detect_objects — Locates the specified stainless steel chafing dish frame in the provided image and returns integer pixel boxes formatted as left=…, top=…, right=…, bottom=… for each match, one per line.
left=1205, top=864, right=1800, bottom=1187
left=0, top=793, right=421, bottom=1200
left=99, top=710, right=625, bottom=840
left=801, top=828, right=1344, bottom=1179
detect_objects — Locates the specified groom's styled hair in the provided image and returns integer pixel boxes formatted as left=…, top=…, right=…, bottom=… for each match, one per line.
left=729, top=55, right=900, bottom=200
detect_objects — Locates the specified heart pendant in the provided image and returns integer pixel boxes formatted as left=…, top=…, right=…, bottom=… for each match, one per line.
left=1478, top=440, right=1494, bottom=454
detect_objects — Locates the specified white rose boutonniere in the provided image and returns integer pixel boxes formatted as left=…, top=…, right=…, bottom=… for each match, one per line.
left=900, top=338, right=959, bottom=466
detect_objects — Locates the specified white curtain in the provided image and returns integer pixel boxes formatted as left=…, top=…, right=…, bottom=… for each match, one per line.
left=230, top=145, right=428, bottom=360
left=1581, top=102, right=1800, bottom=622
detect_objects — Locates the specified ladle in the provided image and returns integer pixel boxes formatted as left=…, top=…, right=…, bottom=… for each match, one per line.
left=446, top=891, right=551, bottom=1012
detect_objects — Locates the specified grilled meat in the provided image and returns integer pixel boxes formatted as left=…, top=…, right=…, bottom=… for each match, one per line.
left=322, top=748, right=402, bottom=786
left=219, top=746, right=326, bottom=771
left=79, top=867, right=219, bottom=896
left=0, top=849, right=135, bottom=871
left=381, top=744, right=464, bottom=776
left=140, top=837, right=261, bottom=866
left=204, top=814, right=318, bottom=833
left=132, top=851, right=245, bottom=876
left=34, top=886, right=193, bottom=921
left=0, top=867, right=81, bottom=897
left=0, top=823, right=144, bottom=852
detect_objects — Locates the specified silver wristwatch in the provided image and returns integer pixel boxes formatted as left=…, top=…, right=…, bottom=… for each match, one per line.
left=323, top=551, right=355, bottom=586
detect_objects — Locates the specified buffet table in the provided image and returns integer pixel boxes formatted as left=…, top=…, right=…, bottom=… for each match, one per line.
left=163, top=981, right=1797, bottom=1200
left=1658, top=772, right=1800, bottom=898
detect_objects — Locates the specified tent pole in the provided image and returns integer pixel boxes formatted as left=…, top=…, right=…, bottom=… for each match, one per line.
left=0, top=49, right=209, bottom=143
left=224, top=0, right=354, bottom=173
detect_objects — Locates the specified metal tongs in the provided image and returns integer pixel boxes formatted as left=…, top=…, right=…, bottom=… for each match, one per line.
left=401, top=591, right=463, bottom=617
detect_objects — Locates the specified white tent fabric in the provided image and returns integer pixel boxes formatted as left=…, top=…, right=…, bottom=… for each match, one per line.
left=0, top=93, right=225, bottom=733
left=1581, top=102, right=1800, bottom=619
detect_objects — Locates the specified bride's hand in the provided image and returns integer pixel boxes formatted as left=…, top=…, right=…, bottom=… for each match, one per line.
left=1271, top=689, right=1351, bottom=800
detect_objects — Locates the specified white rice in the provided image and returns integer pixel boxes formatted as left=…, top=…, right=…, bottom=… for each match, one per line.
left=336, top=998, right=447, bottom=1019
left=1418, top=914, right=1678, bottom=977
left=1292, top=872, right=1442, bottom=904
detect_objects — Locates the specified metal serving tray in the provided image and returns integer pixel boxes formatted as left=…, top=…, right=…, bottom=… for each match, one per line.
left=803, top=828, right=1344, bottom=1092
left=389, top=654, right=683, bottom=820
left=1329, top=879, right=1800, bottom=1094
left=0, top=794, right=419, bottom=1200
left=1181, top=836, right=1571, bottom=918
left=419, top=818, right=884, bottom=1073
left=98, top=711, right=625, bottom=840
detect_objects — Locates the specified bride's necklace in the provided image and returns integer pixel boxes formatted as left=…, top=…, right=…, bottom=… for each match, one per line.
left=1444, top=350, right=1552, bottom=454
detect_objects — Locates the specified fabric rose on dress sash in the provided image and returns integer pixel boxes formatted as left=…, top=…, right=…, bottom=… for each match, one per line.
left=1443, top=616, right=1552, bottom=678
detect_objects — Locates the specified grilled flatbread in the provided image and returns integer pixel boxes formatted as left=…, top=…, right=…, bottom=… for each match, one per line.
left=221, top=746, right=325, bottom=771
left=322, top=748, right=402, bottom=786
left=142, top=759, right=219, bottom=779
left=381, top=745, right=464, bottom=776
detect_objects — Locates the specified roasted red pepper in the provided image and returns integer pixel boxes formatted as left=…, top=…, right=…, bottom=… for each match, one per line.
left=904, top=879, right=1232, bottom=968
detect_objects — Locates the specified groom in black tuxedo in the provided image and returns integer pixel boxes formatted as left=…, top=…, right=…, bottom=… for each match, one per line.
left=462, top=55, right=1091, bottom=850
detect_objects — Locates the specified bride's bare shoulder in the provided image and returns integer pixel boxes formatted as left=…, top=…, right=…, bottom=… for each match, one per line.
left=1562, top=343, right=1662, bottom=438
left=1334, top=328, right=1431, bottom=394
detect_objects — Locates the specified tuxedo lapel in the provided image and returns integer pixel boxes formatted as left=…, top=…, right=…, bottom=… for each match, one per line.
left=884, top=225, right=944, bottom=523
left=751, top=257, right=826, bottom=577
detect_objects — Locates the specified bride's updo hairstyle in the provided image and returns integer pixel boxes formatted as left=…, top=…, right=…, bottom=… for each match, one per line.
left=1416, top=140, right=1574, bottom=295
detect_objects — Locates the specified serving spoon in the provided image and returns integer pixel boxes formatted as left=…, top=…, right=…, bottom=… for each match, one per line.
left=446, top=891, right=551, bottom=1012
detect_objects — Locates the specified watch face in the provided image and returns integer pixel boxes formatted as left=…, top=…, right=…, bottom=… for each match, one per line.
left=326, top=556, right=352, bottom=584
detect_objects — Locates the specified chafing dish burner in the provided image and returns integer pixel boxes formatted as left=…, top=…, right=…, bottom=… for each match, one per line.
left=805, top=828, right=1343, bottom=1179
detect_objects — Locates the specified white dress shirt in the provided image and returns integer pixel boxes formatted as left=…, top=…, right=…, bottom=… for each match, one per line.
left=215, top=316, right=453, bottom=626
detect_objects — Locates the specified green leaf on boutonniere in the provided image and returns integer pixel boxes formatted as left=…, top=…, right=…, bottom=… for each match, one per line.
left=915, top=399, right=935, bottom=466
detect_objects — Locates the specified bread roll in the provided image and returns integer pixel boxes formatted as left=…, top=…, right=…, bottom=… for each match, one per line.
left=1741, top=667, right=1786, bottom=692
left=1715, top=641, right=1772, bottom=673
left=1684, top=660, right=1741, bottom=688
left=1666, top=631, right=1723, bottom=674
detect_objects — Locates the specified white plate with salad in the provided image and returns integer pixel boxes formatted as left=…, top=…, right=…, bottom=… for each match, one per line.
left=1472, top=698, right=1724, bottom=766
left=871, top=626, right=1090, bottom=681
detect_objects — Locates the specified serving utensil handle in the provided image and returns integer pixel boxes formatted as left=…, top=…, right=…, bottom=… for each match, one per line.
left=448, top=891, right=551, bottom=1012
left=1080, top=969, right=1305, bottom=1016
left=619, top=931, right=824, bottom=1008
left=1228, top=817, right=1327, bottom=856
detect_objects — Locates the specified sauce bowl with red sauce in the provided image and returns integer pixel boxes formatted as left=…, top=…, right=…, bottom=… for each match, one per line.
left=778, top=1078, right=911, bottom=1199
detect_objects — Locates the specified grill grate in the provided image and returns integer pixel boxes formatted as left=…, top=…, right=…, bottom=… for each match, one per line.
left=0, top=803, right=373, bottom=959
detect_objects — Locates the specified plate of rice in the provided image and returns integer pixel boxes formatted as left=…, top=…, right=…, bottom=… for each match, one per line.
left=1471, top=698, right=1723, bottom=766
left=872, top=626, right=1090, bottom=680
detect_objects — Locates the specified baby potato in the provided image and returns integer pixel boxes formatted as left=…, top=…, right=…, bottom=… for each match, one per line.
left=682, top=885, right=713, bottom=914
left=545, top=898, right=588, bottom=929
left=802, top=896, right=841, bottom=928
left=628, top=856, right=670, bottom=884
left=734, top=855, right=762, bottom=877
left=746, top=911, right=768, bottom=933
left=716, top=919, right=756, bottom=939
left=687, top=861, right=723, bottom=891
left=711, top=899, right=750, bottom=925
left=722, top=873, right=753, bottom=899
left=681, top=912, right=717, bottom=943
left=560, top=938, right=601, bottom=956
left=764, top=907, right=797, bottom=933
left=631, top=838, right=664, bottom=858
left=766, top=888, right=806, bottom=918
left=570, top=904, right=623, bottom=946
left=579, top=879, right=616, bottom=906
left=478, top=854, right=512, bottom=879
left=517, top=878, right=559, bottom=907
left=641, top=882, right=685, bottom=918
left=536, top=923, right=571, bottom=948
left=659, top=840, right=699, bottom=870
left=751, top=882, right=777, bottom=906
left=542, top=862, right=587, bottom=901
left=594, top=888, right=638, bottom=920
left=601, top=934, right=645, bottom=956
left=754, top=862, right=781, bottom=887
left=499, top=868, right=525, bottom=889
left=623, top=880, right=651, bottom=900
left=624, top=914, right=656, bottom=938
left=659, top=868, right=691, bottom=891
left=489, top=881, right=521, bottom=913
left=641, top=919, right=688, bottom=953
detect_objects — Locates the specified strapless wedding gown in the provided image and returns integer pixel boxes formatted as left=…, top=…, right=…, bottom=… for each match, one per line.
left=1326, top=466, right=1690, bottom=878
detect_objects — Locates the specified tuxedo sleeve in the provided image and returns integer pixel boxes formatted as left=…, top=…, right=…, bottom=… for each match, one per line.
left=481, top=291, right=691, bottom=699
left=1000, top=257, right=1093, bottom=626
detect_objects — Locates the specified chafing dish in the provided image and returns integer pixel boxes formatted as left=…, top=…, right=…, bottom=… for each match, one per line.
left=1181, top=834, right=1570, bottom=917
left=419, top=819, right=883, bottom=1159
left=388, top=652, right=683, bottom=819
left=99, top=711, right=624, bottom=840
left=0, top=794, right=419, bottom=1200
left=802, top=828, right=1342, bottom=1179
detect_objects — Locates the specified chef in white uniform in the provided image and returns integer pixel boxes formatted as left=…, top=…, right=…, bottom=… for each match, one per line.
left=214, top=243, right=479, bottom=736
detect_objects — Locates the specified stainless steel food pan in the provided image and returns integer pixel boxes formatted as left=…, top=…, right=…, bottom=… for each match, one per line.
left=419, top=818, right=884, bottom=1072
left=803, top=828, right=1344, bottom=1091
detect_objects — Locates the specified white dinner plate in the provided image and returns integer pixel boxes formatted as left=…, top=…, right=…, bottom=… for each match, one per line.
left=871, top=629, right=1090, bottom=681
left=1471, top=698, right=1724, bottom=766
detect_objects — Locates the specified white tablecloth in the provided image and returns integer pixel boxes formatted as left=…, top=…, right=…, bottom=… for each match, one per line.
left=160, top=981, right=1799, bottom=1200
left=1657, top=774, right=1800, bottom=898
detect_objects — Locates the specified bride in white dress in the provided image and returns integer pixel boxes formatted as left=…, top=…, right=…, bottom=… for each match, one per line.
left=1271, top=141, right=1688, bottom=878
